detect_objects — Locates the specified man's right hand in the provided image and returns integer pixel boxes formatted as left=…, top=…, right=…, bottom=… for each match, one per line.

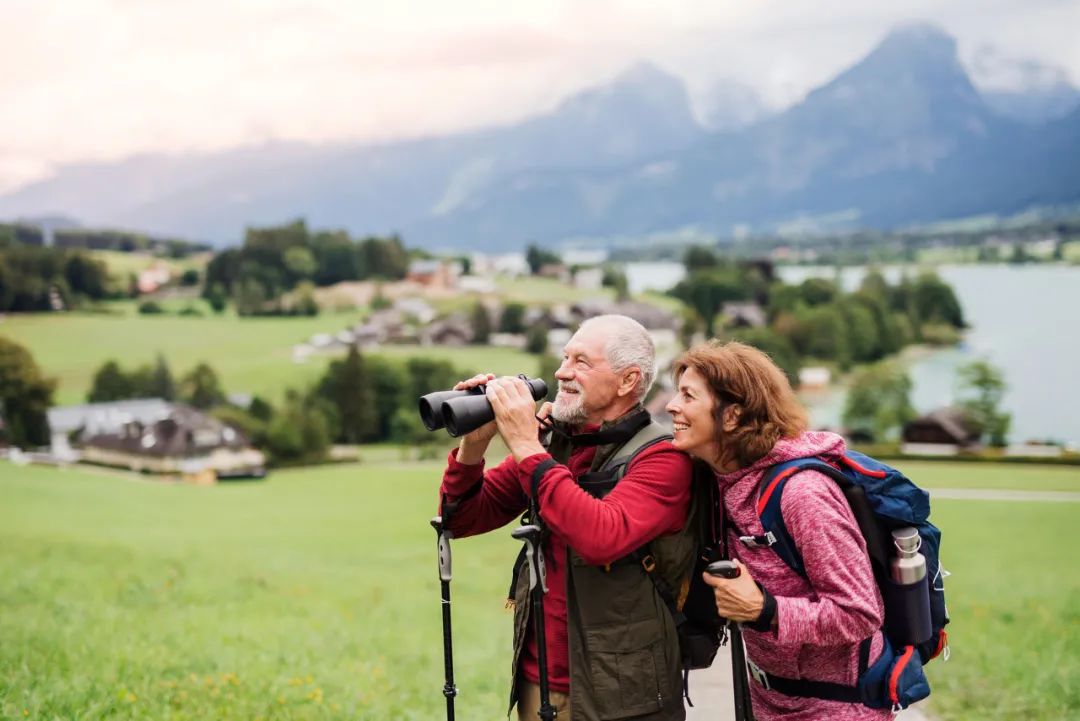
left=455, top=373, right=498, bottom=464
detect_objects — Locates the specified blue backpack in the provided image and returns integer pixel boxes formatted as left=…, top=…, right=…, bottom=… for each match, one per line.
left=742, top=451, right=949, bottom=711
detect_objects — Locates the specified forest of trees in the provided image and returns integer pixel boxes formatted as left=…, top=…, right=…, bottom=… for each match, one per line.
left=202, top=220, right=411, bottom=316
left=0, top=238, right=111, bottom=311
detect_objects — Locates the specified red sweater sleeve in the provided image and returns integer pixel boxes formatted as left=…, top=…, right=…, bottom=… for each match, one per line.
left=438, top=448, right=527, bottom=538
left=517, top=443, right=693, bottom=566
left=773, top=471, right=885, bottom=647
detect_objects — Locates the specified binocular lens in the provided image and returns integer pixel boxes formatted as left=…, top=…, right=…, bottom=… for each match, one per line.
left=418, top=389, right=481, bottom=431
left=417, top=376, right=548, bottom=437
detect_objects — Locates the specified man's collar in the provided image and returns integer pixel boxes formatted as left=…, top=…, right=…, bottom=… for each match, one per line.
left=568, top=405, right=649, bottom=448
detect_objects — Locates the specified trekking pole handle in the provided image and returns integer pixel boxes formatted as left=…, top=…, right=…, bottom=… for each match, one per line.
left=431, top=516, right=454, bottom=582
left=706, top=560, right=741, bottom=580
left=512, top=524, right=548, bottom=594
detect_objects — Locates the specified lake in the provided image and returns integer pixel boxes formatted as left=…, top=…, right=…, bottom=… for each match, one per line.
left=625, top=262, right=1080, bottom=447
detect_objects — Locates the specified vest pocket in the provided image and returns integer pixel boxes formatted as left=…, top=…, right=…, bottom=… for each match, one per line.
left=585, top=618, right=666, bottom=719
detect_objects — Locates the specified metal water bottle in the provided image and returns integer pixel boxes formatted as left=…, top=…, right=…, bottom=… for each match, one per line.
left=886, top=527, right=933, bottom=646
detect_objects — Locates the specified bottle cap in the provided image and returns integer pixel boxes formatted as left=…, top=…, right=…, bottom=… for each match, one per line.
left=891, top=527, right=921, bottom=554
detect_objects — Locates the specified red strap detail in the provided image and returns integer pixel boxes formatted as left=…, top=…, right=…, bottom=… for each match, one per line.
left=757, top=466, right=800, bottom=515
left=840, top=455, right=887, bottom=479
left=889, top=645, right=915, bottom=706
left=930, top=630, right=948, bottom=660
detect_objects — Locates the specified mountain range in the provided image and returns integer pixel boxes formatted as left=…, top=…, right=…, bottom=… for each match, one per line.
left=2, top=23, right=1078, bottom=250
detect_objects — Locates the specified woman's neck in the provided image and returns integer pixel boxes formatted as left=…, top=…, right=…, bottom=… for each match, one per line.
left=703, top=450, right=739, bottom=475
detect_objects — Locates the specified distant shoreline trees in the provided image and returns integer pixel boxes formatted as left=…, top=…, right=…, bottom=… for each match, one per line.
left=669, top=246, right=968, bottom=377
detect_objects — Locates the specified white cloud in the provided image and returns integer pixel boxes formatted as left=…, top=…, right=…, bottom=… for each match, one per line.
left=0, top=0, right=1077, bottom=191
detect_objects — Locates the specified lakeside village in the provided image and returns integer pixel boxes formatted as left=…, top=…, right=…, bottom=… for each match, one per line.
left=1, top=219, right=1076, bottom=484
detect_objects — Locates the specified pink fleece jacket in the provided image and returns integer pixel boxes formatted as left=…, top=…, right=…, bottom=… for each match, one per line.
left=718, top=431, right=892, bottom=721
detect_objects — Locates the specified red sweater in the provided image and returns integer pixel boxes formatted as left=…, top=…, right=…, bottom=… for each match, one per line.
left=439, top=437, right=692, bottom=693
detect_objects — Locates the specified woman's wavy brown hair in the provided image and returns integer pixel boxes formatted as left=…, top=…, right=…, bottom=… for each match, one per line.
left=673, top=340, right=808, bottom=470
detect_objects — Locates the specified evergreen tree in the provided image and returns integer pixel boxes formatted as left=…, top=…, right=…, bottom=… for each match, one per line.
left=181, top=362, right=224, bottom=409
left=318, top=345, right=377, bottom=443
left=470, top=302, right=492, bottom=345
left=498, top=303, right=527, bottom=334
left=683, top=245, right=719, bottom=271
left=87, top=360, right=136, bottom=402
left=149, top=354, right=176, bottom=401
left=525, top=244, right=561, bottom=275
left=0, top=338, right=56, bottom=448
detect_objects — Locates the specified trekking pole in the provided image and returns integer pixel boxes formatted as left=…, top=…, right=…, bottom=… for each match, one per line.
left=512, top=523, right=557, bottom=721
left=707, top=561, right=755, bottom=721
left=727, top=621, right=754, bottom=721
left=431, top=515, right=458, bottom=721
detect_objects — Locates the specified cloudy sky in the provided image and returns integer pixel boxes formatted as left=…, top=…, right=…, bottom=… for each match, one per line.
left=1, top=0, right=1078, bottom=193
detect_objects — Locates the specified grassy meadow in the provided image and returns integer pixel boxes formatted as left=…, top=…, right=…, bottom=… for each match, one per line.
left=1, top=459, right=1078, bottom=720
left=898, top=460, right=1080, bottom=492
left=0, top=306, right=541, bottom=406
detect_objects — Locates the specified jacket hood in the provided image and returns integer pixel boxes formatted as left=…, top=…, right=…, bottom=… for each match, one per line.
left=717, top=430, right=847, bottom=488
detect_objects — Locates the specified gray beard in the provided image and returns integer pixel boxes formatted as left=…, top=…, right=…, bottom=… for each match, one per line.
left=551, top=393, right=589, bottom=425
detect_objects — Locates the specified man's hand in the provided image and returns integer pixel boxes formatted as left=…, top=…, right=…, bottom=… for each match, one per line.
left=454, top=373, right=497, bottom=465
left=702, top=559, right=767, bottom=623
left=486, top=376, right=547, bottom=463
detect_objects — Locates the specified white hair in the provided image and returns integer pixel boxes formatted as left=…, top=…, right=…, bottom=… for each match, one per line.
left=578, top=314, right=656, bottom=403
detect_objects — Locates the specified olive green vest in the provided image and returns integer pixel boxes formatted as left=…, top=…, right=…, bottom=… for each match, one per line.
left=508, top=408, right=696, bottom=721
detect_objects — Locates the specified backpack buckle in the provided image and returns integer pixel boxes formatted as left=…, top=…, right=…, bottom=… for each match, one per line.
left=641, top=554, right=657, bottom=573
left=746, top=657, right=771, bottom=691
left=739, top=532, right=777, bottom=548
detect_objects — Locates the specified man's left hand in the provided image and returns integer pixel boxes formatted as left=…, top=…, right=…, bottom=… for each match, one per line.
left=702, top=559, right=766, bottom=623
left=486, top=376, right=546, bottom=462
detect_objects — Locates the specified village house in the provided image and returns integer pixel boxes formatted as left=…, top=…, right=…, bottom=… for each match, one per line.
left=572, top=267, right=604, bottom=291
left=421, top=315, right=473, bottom=346
left=457, top=275, right=498, bottom=294
left=537, top=263, right=571, bottom=283
left=350, top=308, right=418, bottom=346
left=798, top=366, right=832, bottom=391
left=721, top=301, right=768, bottom=329
left=901, top=408, right=981, bottom=456
left=47, top=400, right=265, bottom=480
left=137, top=262, right=172, bottom=294
left=406, top=259, right=459, bottom=289
left=569, top=299, right=679, bottom=331
left=394, top=297, right=436, bottom=324
left=48, top=398, right=174, bottom=461
left=526, top=305, right=575, bottom=330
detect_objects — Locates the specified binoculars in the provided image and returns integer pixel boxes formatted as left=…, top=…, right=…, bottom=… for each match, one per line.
left=418, top=375, right=548, bottom=438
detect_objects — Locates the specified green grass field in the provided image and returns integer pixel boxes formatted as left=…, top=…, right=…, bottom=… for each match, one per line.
left=1, top=459, right=1077, bottom=720
left=900, top=461, right=1080, bottom=492
left=0, top=308, right=540, bottom=405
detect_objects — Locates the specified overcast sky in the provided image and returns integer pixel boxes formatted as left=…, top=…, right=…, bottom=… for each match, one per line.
left=1, top=0, right=1078, bottom=193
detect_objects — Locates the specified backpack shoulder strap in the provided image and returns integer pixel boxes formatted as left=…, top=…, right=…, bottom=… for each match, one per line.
left=751, top=457, right=851, bottom=579
left=600, top=419, right=673, bottom=478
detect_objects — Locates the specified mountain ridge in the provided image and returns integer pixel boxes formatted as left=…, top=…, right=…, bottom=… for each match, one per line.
left=2, top=24, right=1078, bottom=248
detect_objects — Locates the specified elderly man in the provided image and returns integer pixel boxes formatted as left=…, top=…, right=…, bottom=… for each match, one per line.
left=438, top=314, right=695, bottom=721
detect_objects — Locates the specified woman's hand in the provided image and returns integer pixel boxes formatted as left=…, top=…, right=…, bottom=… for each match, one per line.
left=486, top=376, right=546, bottom=462
left=702, top=559, right=767, bottom=624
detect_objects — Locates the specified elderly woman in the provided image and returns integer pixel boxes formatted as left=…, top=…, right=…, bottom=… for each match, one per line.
left=665, top=341, right=891, bottom=721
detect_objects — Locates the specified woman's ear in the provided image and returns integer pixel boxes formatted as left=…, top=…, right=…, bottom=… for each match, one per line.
left=721, top=404, right=741, bottom=433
